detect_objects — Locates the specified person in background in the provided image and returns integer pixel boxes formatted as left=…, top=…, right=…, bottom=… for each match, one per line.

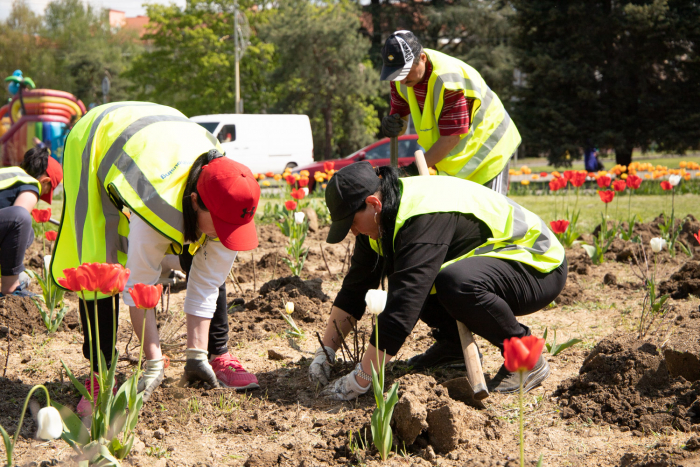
left=584, top=139, right=604, bottom=172
left=0, top=147, right=63, bottom=296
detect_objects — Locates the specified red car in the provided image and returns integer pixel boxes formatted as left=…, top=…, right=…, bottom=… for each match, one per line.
left=295, top=135, right=423, bottom=188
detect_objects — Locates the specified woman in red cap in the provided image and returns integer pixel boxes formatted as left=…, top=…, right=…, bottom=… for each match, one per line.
left=51, top=103, right=261, bottom=416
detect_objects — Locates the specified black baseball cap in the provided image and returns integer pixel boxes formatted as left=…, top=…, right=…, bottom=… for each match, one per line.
left=380, top=30, right=422, bottom=81
left=325, top=162, right=381, bottom=244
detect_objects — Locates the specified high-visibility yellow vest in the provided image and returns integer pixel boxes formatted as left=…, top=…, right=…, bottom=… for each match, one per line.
left=51, top=102, right=222, bottom=291
left=395, top=49, right=521, bottom=184
left=368, top=177, right=564, bottom=292
left=0, top=167, right=42, bottom=195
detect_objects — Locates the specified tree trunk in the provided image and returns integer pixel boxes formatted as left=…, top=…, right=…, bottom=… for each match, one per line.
left=615, top=145, right=633, bottom=167
left=323, top=106, right=333, bottom=160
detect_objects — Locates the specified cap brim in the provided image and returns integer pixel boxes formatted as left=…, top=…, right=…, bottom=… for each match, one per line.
left=326, top=214, right=354, bottom=244
left=380, top=61, right=412, bottom=81
left=40, top=188, right=54, bottom=204
left=211, top=213, right=259, bottom=251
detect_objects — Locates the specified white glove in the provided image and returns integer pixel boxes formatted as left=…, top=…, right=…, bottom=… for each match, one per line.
left=179, top=348, right=219, bottom=388
left=320, top=364, right=371, bottom=401
left=309, top=346, right=335, bottom=386
left=137, top=358, right=165, bottom=402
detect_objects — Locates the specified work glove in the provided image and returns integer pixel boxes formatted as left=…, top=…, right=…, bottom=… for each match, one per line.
left=320, top=363, right=371, bottom=401
left=179, top=348, right=220, bottom=389
left=381, top=114, right=404, bottom=138
left=309, top=346, right=336, bottom=386
left=137, top=358, right=165, bottom=402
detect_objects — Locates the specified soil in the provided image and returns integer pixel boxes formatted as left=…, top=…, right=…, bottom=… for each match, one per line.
left=659, top=262, right=700, bottom=299
left=0, top=295, right=80, bottom=336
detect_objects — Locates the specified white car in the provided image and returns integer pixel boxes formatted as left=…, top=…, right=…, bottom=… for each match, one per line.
left=190, top=114, right=314, bottom=174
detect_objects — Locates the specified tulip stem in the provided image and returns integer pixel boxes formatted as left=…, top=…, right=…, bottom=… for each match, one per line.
left=12, top=384, right=50, bottom=455
left=136, top=308, right=147, bottom=380
left=80, top=292, right=95, bottom=405
left=93, top=292, right=103, bottom=393
left=519, top=370, right=524, bottom=467
left=111, top=294, right=117, bottom=373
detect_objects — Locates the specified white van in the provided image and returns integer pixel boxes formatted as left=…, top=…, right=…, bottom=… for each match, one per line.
left=189, top=114, right=314, bottom=174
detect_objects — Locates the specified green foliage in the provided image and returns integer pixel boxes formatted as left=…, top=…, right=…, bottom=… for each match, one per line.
left=369, top=318, right=399, bottom=462
left=277, top=209, right=309, bottom=276
left=559, top=208, right=580, bottom=249
left=582, top=214, right=616, bottom=264
left=26, top=260, right=68, bottom=333
left=542, top=327, right=581, bottom=357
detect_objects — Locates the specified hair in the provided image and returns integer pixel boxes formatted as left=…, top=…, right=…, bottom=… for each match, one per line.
left=182, top=152, right=211, bottom=243
left=374, top=166, right=402, bottom=278
left=20, top=147, right=50, bottom=179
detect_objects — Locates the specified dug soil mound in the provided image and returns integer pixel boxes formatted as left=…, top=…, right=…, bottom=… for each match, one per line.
left=620, top=439, right=700, bottom=467
left=556, top=272, right=584, bottom=306
left=554, top=332, right=700, bottom=435
left=233, top=251, right=292, bottom=284
left=659, top=262, right=700, bottom=299
left=229, top=276, right=330, bottom=340
left=0, top=295, right=79, bottom=335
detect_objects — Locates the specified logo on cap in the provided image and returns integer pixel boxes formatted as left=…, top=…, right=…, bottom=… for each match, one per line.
left=388, top=55, right=394, bottom=61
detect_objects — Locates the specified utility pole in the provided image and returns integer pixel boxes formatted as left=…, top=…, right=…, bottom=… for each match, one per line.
left=234, top=0, right=240, bottom=114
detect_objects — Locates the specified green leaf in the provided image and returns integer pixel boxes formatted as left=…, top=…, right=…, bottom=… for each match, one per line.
left=52, top=400, right=90, bottom=447
left=537, top=453, right=544, bottom=466
left=550, top=338, right=582, bottom=356
left=61, top=359, right=91, bottom=400
left=1, top=423, right=13, bottom=466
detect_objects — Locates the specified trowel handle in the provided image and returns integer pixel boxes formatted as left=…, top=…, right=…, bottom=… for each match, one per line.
left=457, top=321, right=489, bottom=401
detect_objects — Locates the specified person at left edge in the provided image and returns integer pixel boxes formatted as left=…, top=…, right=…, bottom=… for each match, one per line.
left=51, top=103, right=260, bottom=414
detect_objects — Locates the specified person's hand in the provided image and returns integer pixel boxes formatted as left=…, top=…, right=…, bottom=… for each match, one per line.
left=309, top=346, right=335, bottom=386
left=381, top=114, right=404, bottom=138
left=179, top=348, right=220, bottom=388
left=320, top=364, right=371, bottom=401
left=137, top=358, right=165, bottom=402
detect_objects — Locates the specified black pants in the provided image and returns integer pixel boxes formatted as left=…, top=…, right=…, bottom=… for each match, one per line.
left=178, top=249, right=229, bottom=358
left=79, top=295, right=120, bottom=369
left=0, top=206, right=35, bottom=276
left=421, top=256, right=567, bottom=352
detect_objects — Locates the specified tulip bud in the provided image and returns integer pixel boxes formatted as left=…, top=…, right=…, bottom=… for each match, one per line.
left=36, top=406, right=63, bottom=440
left=285, top=302, right=294, bottom=314
left=294, top=212, right=305, bottom=225
left=669, top=175, right=681, bottom=187
left=365, top=289, right=387, bottom=315
left=302, top=187, right=309, bottom=196
left=650, top=237, right=667, bottom=253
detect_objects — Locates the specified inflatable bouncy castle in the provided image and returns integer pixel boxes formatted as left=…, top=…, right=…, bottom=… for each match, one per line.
left=0, top=70, right=86, bottom=166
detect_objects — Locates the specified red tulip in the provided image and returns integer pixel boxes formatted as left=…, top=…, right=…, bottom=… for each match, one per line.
left=549, top=178, right=562, bottom=192
left=539, top=172, right=548, bottom=178
left=298, top=178, right=309, bottom=188
left=31, top=208, right=51, bottom=223
left=563, top=170, right=574, bottom=181
left=285, top=175, right=296, bottom=186
left=45, top=230, right=58, bottom=241
left=596, top=175, right=611, bottom=188
left=265, top=172, right=274, bottom=178
left=75, top=263, right=101, bottom=292
left=324, top=161, right=335, bottom=172
left=660, top=181, right=672, bottom=191
left=285, top=200, right=297, bottom=211
left=290, top=188, right=306, bottom=200
left=504, top=335, right=544, bottom=372
left=58, top=268, right=83, bottom=291
left=549, top=220, right=570, bottom=234
left=694, top=230, right=700, bottom=245
left=129, top=283, right=163, bottom=310
left=626, top=174, right=642, bottom=190
left=612, top=180, right=626, bottom=192
left=570, top=172, right=587, bottom=187
left=598, top=190, right=615, bottom=203
left=99, top=264, right=131, bottom=296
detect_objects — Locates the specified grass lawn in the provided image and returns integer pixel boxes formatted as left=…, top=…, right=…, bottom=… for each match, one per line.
left=511, top=193, right=698, bottom=233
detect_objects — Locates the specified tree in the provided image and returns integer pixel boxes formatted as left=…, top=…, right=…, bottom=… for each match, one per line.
left=126, top=0, right=276, bottom=116
left=262, top=0, right=380, bottom=160
left=511, top=0, right=700, bottom=166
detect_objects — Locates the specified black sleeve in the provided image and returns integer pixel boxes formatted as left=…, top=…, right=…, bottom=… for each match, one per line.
left=332, top=234, right=383, bottom=321
left=17, top=184, right=40, bottom=196
left=373, top=213, right=458, bottom=355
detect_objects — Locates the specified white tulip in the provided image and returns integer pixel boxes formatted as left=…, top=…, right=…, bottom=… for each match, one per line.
left=302, top=187, right=309, bottom=196
left=285, top=302, right=294, bottom=315
left=44, top=255, right=52, bottom=274
left=365, top=289, right=387, bottom=315
left=36, top=406, right=62, bottom=440
left=294, top=212, right=305, bottom=224
left=669, top=175, right=681, bottom=187
left=650, top=237, right=667, bottom=253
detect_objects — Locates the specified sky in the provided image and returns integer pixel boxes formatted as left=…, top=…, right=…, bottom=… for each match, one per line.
left=0, top=0, right=188, bottom=20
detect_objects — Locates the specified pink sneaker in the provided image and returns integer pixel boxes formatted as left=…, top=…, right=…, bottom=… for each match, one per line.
left=76, top=375, right=117, bottom=417
left=210, top=353, right=259, bottom=390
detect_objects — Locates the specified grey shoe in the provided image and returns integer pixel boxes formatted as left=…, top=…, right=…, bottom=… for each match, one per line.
left=488, top=354, right=550, bottom=394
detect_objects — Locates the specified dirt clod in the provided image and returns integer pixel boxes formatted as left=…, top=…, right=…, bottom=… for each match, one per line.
left=557, top=272, right=583, bottom=306
left=659, top=261, right=700, bottom=299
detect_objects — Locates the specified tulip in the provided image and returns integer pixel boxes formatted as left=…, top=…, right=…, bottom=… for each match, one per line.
left=596, top=175, right=611, bottom=188
left=75, top=262, right=101, bottom=292
left=44, top=230, right=57, bottom=241
left=563, top=170, right=574, bottom=181
left=598, top=190, right=614, bottom=203
left=265, top=172, right=274, bottom=178
left=365, top=289, right=387, bottom=315
left=291, top=188, right=306, bottom=200
left=99, top=264, right=130, bottom=296
left=36, top=406, right=62, bottom=440
left=660, top=180, right=672, bottom=190
left=285, top=302, right=294, bottom=315
left=300, top=170, right=310, bottom=177
left=539, top=172, right=548, bottom=178
left=298, top=177, right=309, bottom=188
left=262, top=181, right=270, bottom=187
left=570, top=172, right=587, bottom=187
left=669, top=174, right=681, bottom=187
left=324, top=161, right=335, bottom=172
left=549, top=179, right=561, bottom=192
left=503, top=335, right=544, bottom=373
left=694, top=230, right=699, bottom=245
left=285, top=200, right=297, bottom=211
left=285, top=174, right=296, bottom=186
left=551, top=171, right=561, bottom=178
left=626, top=176, right=641, bottom=191
left=129, top=283, right=163, bottom=310
left=57, top=267, right=82, bottom=291
left=321, top=183, right=327, bottom=189
left=273, top=174, right=282, bottom=181
left=257, top=173, right=266, bottom=181
left=520, top=180, right=530, bottom=186
left=612, top=180, right=626, bottom=192
left=650, top=237, right=666, bottom=253
left=31, top=208, right=51, bottom=223
left=302, top=187, right=309, bottom=196
left=294, top=212, right=305, bottom=224
left=549, top=220, right=569, bottom=235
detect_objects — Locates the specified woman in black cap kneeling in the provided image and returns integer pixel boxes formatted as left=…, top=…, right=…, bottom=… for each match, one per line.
left=311, top=162, right=567, bottom=400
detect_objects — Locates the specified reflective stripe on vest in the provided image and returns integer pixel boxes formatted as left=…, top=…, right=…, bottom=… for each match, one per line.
left=52, top=102, right=221, bottom=292
left=0, top=168, right=41, bottom=194
left=395, top=49, right=522, bottom=185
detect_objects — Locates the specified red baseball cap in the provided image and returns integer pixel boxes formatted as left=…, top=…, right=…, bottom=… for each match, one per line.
left=197, top=157, right=260, bottom=251
left=40, top=156, right=63, bottom=204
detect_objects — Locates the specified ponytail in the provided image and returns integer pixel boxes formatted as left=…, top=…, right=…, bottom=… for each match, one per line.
left=183, top=149, right=224, bottom=242
left=376, top=166, right=402, bottom=277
